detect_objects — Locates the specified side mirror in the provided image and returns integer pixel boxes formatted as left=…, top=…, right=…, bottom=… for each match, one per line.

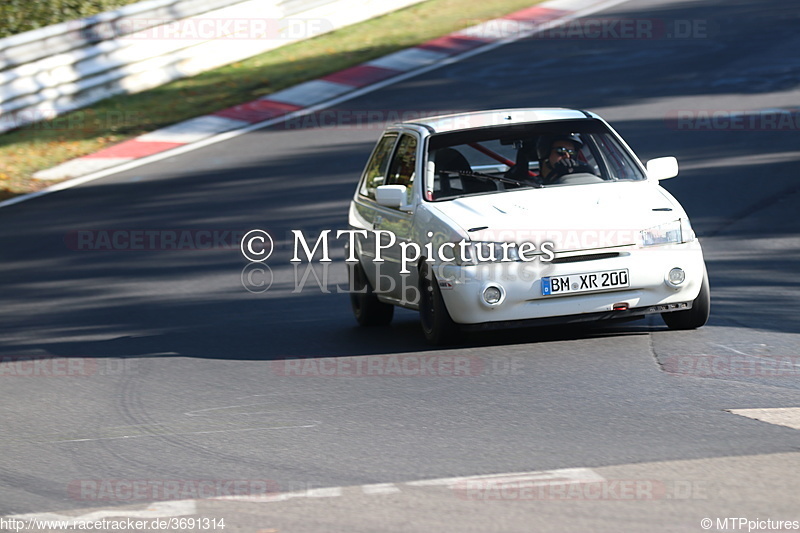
left=646, top=156, right=679, bottom=181
left=375, top=184, right=412, bottom=210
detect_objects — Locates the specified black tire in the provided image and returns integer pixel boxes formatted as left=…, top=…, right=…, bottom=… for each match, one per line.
left=418, top=262, right=459, bottom=345
left=349, top=261, right=394, bottom=326
left=662, top=269, right=710, bottom=330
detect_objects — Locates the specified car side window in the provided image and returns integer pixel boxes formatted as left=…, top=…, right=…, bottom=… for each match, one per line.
left=386, top=134, right=417, bottom=189
left=360, top=133, right=398, bottom=199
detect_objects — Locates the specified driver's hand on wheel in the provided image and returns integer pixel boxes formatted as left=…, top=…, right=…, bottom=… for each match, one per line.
left=548, top=158, right=593, bottom=179
left=554, top=158, right=592, bottom=175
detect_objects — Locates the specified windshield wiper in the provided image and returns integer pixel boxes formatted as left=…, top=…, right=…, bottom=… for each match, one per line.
left=442, top=170, right=542, bottom=188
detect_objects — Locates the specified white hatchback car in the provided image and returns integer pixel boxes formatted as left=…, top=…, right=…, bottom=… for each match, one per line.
left=347, top=108, right=709, bottom=344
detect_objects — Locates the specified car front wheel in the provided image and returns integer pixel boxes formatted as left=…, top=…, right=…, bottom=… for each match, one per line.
left=662, top=269, right=710, bottom=330
left=349, top=261, right=394, bottom=326
left=418, top=262, right=459, bottom=345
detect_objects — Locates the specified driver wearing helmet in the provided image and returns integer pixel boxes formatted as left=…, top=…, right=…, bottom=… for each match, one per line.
left=536, top=133, right=593, bottom=183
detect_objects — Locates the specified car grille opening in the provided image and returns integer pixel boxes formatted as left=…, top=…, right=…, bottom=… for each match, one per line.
left=550, top=252, right=620, bottom=264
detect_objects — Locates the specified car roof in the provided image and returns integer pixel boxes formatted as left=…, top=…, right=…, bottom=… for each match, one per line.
left=402, top=108, right=597, bottom=133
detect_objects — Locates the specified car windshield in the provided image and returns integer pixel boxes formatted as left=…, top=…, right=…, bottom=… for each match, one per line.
left=424, top=119, right=646, bottom=201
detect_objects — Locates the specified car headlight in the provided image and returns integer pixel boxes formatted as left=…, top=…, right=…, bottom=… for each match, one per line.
left=680, top=218, right=696, bottom=242
left=462, top=242, right=520, bottom=264
left=640, top=219, right=694, bottom=247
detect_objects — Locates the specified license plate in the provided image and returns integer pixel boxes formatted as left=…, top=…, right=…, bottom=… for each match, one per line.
left=542, top=269, right=629, bottom=296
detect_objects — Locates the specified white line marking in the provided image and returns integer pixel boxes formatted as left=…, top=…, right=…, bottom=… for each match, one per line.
left=184, top=403, right=288, bottom=417
left=0, top=0, right=634, bottom=210
left=7, top=500, right=196, bottom=522
left=137, top=115, right=250, bottom=143
left=268, top=80, right=355, bottom=107
left=44, top=422, right=319, bottom=443
left=32, top=157, right=134, bottom=181
left=728, top=408, right=800, bottom=430
left=213, top=467, right=605, bottom=504
left=406, top=467, right=604, bottom=488
left=361, top=483, right=401, bottom=495
left=712, top=344, right=750, bottom=356
left=306, top=487, right=343, bottom=498
left=215, top=486, right=343, bottom=503
left=366, top=48, right=449, bottom=71
left=4, top=467, right=604, bottom=519
left=548, top=0, right=609, bottom=9
left=712, top=344, right=800, bottom=369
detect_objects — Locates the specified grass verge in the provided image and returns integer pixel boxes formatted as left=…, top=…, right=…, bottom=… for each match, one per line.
left=0, top=0, right=544, bottom=201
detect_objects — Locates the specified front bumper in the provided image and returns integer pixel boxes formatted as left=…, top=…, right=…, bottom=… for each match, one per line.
left=461, top=301, right=692, bottom=331
left=435, top=242, right=705, bottom=325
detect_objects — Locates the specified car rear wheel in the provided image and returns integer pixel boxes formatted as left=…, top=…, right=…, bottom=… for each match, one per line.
left=350, top=261, right=394, bottom=326
left=418, top=262, right=459, bottom=345
left=662, top=268, right=710, bottom=330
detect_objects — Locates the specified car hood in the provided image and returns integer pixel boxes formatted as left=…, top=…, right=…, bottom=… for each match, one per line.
left=427, top=182, right=681, bottom=252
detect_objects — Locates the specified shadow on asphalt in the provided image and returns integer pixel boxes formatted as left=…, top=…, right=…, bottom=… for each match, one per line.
left=2, top=0, right=799, bottom=362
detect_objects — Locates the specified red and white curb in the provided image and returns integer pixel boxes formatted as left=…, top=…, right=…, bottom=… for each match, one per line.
left=3, top=0, right=630, bottom=208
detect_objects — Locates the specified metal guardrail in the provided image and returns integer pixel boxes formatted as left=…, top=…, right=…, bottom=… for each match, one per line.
left=0, top=0, right=424, bottom=134
left=0, top=0, right=241, bottom=70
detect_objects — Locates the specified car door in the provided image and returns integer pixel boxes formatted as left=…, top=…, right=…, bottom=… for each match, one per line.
left=352, top=131, right=398, bottom=293
left=373, top=132, right=419, bottom=302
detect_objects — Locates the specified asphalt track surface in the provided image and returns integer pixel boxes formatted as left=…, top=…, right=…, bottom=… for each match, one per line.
left=1, top=0, right=800, bottom=531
